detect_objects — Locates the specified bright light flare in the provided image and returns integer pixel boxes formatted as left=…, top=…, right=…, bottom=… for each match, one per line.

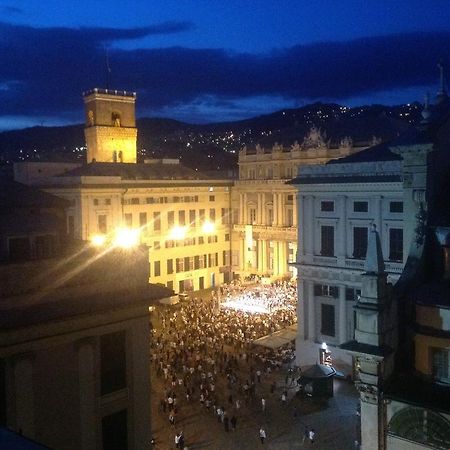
left=91, top=234, right=106, bottom=247
left=169, top=225, right=188, bottom=240
left=202, top=221, right=215, bottom=233
left=113, top=228, right=140, bottom=249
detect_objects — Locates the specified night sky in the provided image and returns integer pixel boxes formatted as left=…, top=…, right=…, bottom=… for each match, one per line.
left=1, top=0, right=450, bottom=130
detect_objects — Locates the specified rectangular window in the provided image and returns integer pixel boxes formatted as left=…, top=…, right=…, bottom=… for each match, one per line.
left=178, top=210, right=186, bottom=226
left=131, top=197, right=139, bottom=205
left=314, top=284, right=339, bottom=298
left=167, top=211, right=175, bottom=227
left=221, top=208, right=228, bottom=224
left=198, top=236, right=204, bottom=244
left=167, top=280, right=174, bottom=291
left=390, top=201, right=403, bottom=213
left=209, top=195, right=215, bottom=201
left=320, top=225, right=334, bottom=257
left=35, top=234, right=56, bottom=259
left=98, top=214, right=107, bottom=233
left=199, top=209, right=205, bottom=222
left=167, top=259, right=173, bottom=274
left=432, top=348, right=450, bottom=383
left=321, top=304, right=336, bottom=337
left=93, top=198, right=99, bottom=206
left=176, top=258, right=184, bottom=273
left=105, top=198, right=111, bottom=206
left=353, top=227, right=368, bottom=259
left=184, top=256, right=190, bottom=271
left=345, top=288, right=361, bottom=301
left=353, top=201, right=368, bottom=213
left=100, top=331, right=126, bottom=396
left=154, top=261, right=161, bottom=277
left=321, top=201, right=334, bottom=212
left=249, top=208, right=257, bottom=224
left=154, top=241, right=160, bottom=250
left=225, top=233, right=230, bottom=242
left=146, top=197, right=154, bottom=204
left=124, top=213, right=132, bottom=227
left=389, top=228, right=403, bottom=261
left=139, top=212, right=147, bottom=227
left=102, top=409, right=128, bottom=450
left=153, top=212, right=161, bottom=231
left=189, top=210, right=196, bottom=226
left=194, top=255, right=200, bottom=270
left=209, top=208, right=216, bottom=222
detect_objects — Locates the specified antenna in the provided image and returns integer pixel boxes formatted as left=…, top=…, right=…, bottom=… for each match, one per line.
left=105, top=47, right=112, bottom=90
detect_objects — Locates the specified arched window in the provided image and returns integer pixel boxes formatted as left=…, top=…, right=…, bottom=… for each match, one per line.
left=111, top=112, right=121, bottom=127
left=388, top=407, right=450, bottom=449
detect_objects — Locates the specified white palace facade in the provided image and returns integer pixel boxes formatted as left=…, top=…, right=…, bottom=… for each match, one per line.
left=291, top=142, right=405, bottom=372
left=232, top=130, right=369, bottom=282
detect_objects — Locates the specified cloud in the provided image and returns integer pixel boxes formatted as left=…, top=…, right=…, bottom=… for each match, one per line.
left=1, top=6, right=24, bottom=16
left=0, top=22, right=449, bottom=126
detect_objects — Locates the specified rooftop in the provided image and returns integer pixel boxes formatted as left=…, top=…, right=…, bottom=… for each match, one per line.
left=61, top=161, right=212, bottom=181
left=83, top=88, right=136, bottom=98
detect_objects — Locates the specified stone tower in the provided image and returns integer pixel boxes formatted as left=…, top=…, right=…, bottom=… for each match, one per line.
left=342, top=225, right=398, bottom=450
left=83, top=88, right=137, bottom=163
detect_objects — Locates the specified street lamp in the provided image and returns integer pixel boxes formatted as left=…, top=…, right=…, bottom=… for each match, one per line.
left=91, top=234, right=106, bottom=247
left=202, top=221, right=215, bottom=234
left=169, top=225, right=188, bottom=240
left=113, top=227, right=140, bottom=249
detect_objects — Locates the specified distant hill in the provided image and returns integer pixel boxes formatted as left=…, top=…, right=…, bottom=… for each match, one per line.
left=0, top=102, right=422, bottom=171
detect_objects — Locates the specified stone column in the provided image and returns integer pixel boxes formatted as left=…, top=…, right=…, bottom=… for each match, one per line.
left=261, top=240, right=267, bottom=274
left=339, top=286, right=347, bottom=344
left=240, top=238, right=246, bottom=271
left=13, top=354, right=35, bottom=439
left=78, top=338, right=97, bottom=450
left=306, top=196, right=315, bottom=256
left=243, top=193, right=248, bottom=224
left=273, top=193, right=278, bottom=226
left=260, top=193, right=266, bottom=225
left=278, top=241, right=286, bottom=276
left=130, top=320, right=152, bottom=449
left=337, top=195, right=347, bottom=262
left=278, top=193, right=284, bottom=226
left=296, top=278, right=306, bottom=340
left=257, top=240, right=264, bottom=272
left=373, top=196, right=382, bottom=240
left=239, top=193, right=244, bottom=224
left=306, top=281, right=316, bottom=341
left=257, top=193, right=263, bottom=224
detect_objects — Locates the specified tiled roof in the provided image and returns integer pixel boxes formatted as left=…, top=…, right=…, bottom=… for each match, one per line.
left=327, top=141, right=400, bottom=165
left=60, top=162, right=211, bottom=180
left=0, top=180, right=69, bottom=209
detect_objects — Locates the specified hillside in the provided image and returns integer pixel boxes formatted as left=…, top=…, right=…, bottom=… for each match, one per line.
left=0, top=102, right=422, bottom=171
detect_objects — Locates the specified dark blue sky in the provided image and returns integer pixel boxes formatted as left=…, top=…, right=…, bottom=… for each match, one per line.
left=1, top=0, right=450, bottom=129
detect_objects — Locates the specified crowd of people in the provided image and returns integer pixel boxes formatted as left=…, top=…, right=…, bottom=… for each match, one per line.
left=150, top=280, right=301, bottom=448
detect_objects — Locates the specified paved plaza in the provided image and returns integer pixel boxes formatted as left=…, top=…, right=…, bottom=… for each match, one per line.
left=150, top=286, right=359, bottom=450
left=151, top=368, right=358, bottom=449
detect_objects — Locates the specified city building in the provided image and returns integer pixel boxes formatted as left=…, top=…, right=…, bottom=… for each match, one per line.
left=14, top=89, right=234, bottom=293
left=296, top=77, right=450, bottom=449
left=233, top=129, right=369, bottom=282
left=291, top=140, right=405, bottom=372
left=0, top=179, right=170, bottom=450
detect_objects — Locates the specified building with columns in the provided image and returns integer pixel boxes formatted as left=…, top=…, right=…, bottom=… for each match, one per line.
left=341, top=87, right=450, bottom=449
left=15, top=89, right=234, bottom=293
left=291, top=141, right=405, bottom=372
left=0, top=179, right=170, bottom=450
left=232, top=129, right=368, bottom=281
